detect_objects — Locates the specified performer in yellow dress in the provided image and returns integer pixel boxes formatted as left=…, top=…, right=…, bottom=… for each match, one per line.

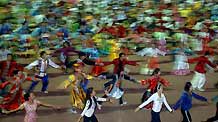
left=57, top=63, right=93, bottom=114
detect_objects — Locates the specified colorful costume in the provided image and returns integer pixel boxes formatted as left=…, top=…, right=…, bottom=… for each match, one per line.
left=58, top=74, right=92, bottom=109
left=25, top=58, right=61, bottom=92
left=0, top=75, right=34, bottom=110
left=137, top=47, right=166, bottom=74
left=0, top=60, right=24, bottom=79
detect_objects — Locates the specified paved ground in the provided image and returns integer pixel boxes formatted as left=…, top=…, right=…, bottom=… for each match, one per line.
left=1, top=54, right=218, bottom=122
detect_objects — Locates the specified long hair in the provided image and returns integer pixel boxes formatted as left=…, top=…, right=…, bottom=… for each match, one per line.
left=86, top=87, right=93, bottom=101
left=85, top=87, right=97, bottom=109
left=154, top=83, right=162, bottom=93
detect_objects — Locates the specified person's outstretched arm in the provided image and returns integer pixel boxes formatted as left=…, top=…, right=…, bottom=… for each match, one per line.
left=38, top=100, right=59, bottom=109
left=192, top=92, right=207, bottom=102
left=3, top=104, right=24, bottom=114
left=135, top=93, right=155, bottom=112
left=163, top=95, right=173, bottom=112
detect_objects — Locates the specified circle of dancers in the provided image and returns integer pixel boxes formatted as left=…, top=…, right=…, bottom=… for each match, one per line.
left=1, top=1, right=218, bottom=122
left=0, top=49, right=218, bottom=122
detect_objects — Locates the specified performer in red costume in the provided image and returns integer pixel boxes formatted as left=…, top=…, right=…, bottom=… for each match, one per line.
left=0, top=70, right=38, bottom=111
left=103, top=53, right=139, bottom=105
left=91, top=58, right=106, bottom=76
left=201, top=28, right=214, bottom=55
left=138, top=68, right=170, bottom=109
left=0, top=54, right=23, bottom=81
left=103, top=53, right=138, bottom=82
left=188, top=51, right=217, bottom=91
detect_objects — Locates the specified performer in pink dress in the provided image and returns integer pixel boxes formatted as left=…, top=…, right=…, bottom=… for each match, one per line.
left=3, top=92, right=60, bottom=122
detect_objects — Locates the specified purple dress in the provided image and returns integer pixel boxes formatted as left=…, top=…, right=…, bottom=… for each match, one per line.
left=24, top=100, right=39, bottom=122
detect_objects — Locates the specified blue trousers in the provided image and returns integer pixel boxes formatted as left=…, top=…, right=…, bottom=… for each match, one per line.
left=28, top=75, right=49, bottom=92
left=151, top=110, right=161, bottom=122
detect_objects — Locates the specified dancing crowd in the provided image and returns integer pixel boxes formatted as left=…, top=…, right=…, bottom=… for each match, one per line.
left=1, top=0, right=218, bottom=122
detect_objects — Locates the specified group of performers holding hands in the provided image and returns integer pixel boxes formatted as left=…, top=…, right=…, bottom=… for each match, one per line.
left=0, top=48, right=218, bottom=122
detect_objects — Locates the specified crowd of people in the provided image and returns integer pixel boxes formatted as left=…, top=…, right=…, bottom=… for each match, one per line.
left=0, top=0, right=218, bottom=122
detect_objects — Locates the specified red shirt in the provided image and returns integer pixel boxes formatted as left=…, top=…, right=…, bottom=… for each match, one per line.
left=103, top=58, right=138, bottom=74
left=0, top=75, right=33, bottom=110
left=140, top=76, right=170, bottom=93
left=0, top=60, right=24, bottom=78
left=188, top=56, right=216, bottom=73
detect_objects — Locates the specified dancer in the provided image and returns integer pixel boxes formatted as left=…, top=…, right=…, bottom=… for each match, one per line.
left=103, top=53, right=139, bottom=105
left=0, top=70, right=38, bottom=111
left=57, top=63, right=93, bottom=113
left=0, top=53, right=23, bottom=81
left=70, top=52, right=97, bottom=66
left=138, top=68, right=170, bottom=109
left=135, top=84, right=173, bottom=122
left=25, top=51, right=63, bottom=93
left=98, top=72, right=125, bottom=105
left=171, top=49, right=191, bottom=75
left=173, top=82, right=208, bottom=122
left=103, top=73, right=124, bottom=100
left=3, top=92, right=60, bottom=122
left=188, top=51, right=218, bottom=91
left=136, top=43, right=166, bottom=74
left=71, top=52, right=118, bottom=92
left=0, top=80, right=10, bottom=97
left=51, top=41, right=79, bottom=74
left=77, top=87, right=112, bottom=122
left=103, top=53, right=139, bottom=83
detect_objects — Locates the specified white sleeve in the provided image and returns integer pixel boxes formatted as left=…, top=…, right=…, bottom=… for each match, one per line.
left=81, top=100, right=90, bottom=117
left=25, top=60, right=39, bottom=70
left=136, top=48, right=149, bottom=56
left=48, top=59, right=60, bottom=68
left=163, top=95, right=172, bottom=112
left=156, top=49, right=166, bottom=56
left=96, top=97, right=107, bottom=102
left=138, top=94, right=155, bottom=108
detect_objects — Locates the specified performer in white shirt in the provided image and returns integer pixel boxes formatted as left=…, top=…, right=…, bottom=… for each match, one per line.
left=77, top=87, right=113, bottom=122
left=25, top=51, right=63, bottom=93
left=135, top=84, right=173, bottom=122
left=137, top=43, right=166, bottom=75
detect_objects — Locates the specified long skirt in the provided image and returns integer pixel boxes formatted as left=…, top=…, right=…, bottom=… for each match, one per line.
left=70, top=88, right=86, bottom=109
